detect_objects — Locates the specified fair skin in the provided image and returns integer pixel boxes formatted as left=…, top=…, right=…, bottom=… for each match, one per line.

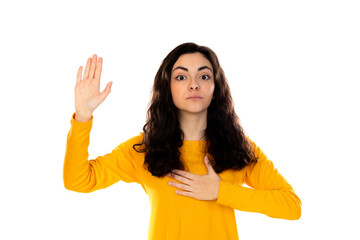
left=168, top=53, right=221, bottom=201
left=74, top=53, right=221, bottom=201
left=170, top=52, right=215, bottom=141
left=167, top=155, right=221, bottom=201
left=75, top=54, right=112, bottom=122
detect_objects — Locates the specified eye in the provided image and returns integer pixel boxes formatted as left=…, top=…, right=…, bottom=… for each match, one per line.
left=176, top=75, right=186, bottom=81
left=200, top=75, right=210, bottom=80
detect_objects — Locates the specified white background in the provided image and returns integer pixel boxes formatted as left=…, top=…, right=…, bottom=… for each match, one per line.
left=1, top=0, right=359, bottom=239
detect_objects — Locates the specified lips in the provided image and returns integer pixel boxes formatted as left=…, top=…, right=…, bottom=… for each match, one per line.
left=187, top=95, right=202, bottom=99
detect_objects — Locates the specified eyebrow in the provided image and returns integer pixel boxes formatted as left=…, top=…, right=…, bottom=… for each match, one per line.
left=172, top=66, right=213, bottom=72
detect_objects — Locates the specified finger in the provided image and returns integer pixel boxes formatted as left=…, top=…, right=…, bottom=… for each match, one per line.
left=89, top=54, right=97, bottom=79
left=167, top=172, right=193, bottom=185
left=76, top=66, right=83, bottom=84
left=175, top=190, right=195, bottom=198
left=99, top=81, right=112, bottom=101
left=168, top=181, right=192, bottom=191
left=171, top=170, right=195, bottom=180
left=94, top=57, right=102, bottom=81
left=204, top=156, right=215, bottom=173
left=83, top=57, right=92, bottom=79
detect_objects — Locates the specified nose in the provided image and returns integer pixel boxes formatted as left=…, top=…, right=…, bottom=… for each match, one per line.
left=188, top=77, right=199, bottom=91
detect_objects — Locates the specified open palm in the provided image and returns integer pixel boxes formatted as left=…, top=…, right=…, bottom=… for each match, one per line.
left=75, top=54, right=112, bottom=119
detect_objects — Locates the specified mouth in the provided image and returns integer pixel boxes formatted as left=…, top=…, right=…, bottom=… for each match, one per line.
left=187, top=96, right=202, bottom=100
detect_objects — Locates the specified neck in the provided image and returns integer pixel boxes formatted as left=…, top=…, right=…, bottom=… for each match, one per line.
left=177, top=110, right=207, bottom=141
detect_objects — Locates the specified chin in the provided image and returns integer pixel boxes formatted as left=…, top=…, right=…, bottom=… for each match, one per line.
left=178, top=108, right=208, bottom=115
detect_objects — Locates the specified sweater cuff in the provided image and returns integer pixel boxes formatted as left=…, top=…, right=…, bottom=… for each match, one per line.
left=70, top=112, right=93, bottom=130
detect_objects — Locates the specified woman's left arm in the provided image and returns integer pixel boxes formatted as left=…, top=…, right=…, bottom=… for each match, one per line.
left=216, top=138, right=302, bottom=220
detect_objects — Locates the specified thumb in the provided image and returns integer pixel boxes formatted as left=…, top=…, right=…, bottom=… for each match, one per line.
left=204, top=156, right=215, bottom=174
left=100, top=81, right=112, bottom=100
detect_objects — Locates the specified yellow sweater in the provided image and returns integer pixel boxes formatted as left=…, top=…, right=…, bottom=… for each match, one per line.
left=63, top=113, right=301, bottom=240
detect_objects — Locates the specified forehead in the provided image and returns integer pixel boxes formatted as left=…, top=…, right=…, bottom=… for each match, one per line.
left=172, top=52, right=212, bottom=70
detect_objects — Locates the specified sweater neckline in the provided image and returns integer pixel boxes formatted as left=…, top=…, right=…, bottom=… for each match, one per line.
left=181, top=140, right=207, bottom=154
left=179, top=140, right=208, bottom=163
left=182, top=140, right=207, bottom=146
left=183, top=139, right=206, bottom=142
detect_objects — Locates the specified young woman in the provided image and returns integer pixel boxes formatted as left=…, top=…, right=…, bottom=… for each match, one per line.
left=64, top=42, right=302, bottom=240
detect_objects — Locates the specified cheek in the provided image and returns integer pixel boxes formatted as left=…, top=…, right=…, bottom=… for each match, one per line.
left=205, top=82, right=215, bottom=96
left=170, top=81, right=181, bottom=101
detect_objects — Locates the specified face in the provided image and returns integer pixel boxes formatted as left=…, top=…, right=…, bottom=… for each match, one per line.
left=170, top=52, right=215, bottom=115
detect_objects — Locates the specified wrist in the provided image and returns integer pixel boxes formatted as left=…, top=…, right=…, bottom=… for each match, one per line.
left=74, top=112, right=93, bottom=122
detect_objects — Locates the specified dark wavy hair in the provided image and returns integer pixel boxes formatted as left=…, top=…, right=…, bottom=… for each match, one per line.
left=133, top=42, right=257, bottom=177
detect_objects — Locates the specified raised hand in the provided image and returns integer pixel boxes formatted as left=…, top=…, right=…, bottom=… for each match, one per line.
left=74, top=54, right=113, bottom=122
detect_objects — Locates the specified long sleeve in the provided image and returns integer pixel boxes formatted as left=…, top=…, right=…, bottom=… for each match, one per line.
left=216, top=138, right=302, bottom=220
left=63, top=113, right=140, bottom=193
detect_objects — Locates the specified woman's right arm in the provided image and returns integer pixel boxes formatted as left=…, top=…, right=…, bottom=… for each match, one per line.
left=63, top=55, right=138, bottom=192
left=63, top=113, right=140, bottom=193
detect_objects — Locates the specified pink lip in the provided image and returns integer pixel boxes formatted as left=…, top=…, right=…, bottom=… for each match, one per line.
left=187, top=96, right=202, bottom=99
